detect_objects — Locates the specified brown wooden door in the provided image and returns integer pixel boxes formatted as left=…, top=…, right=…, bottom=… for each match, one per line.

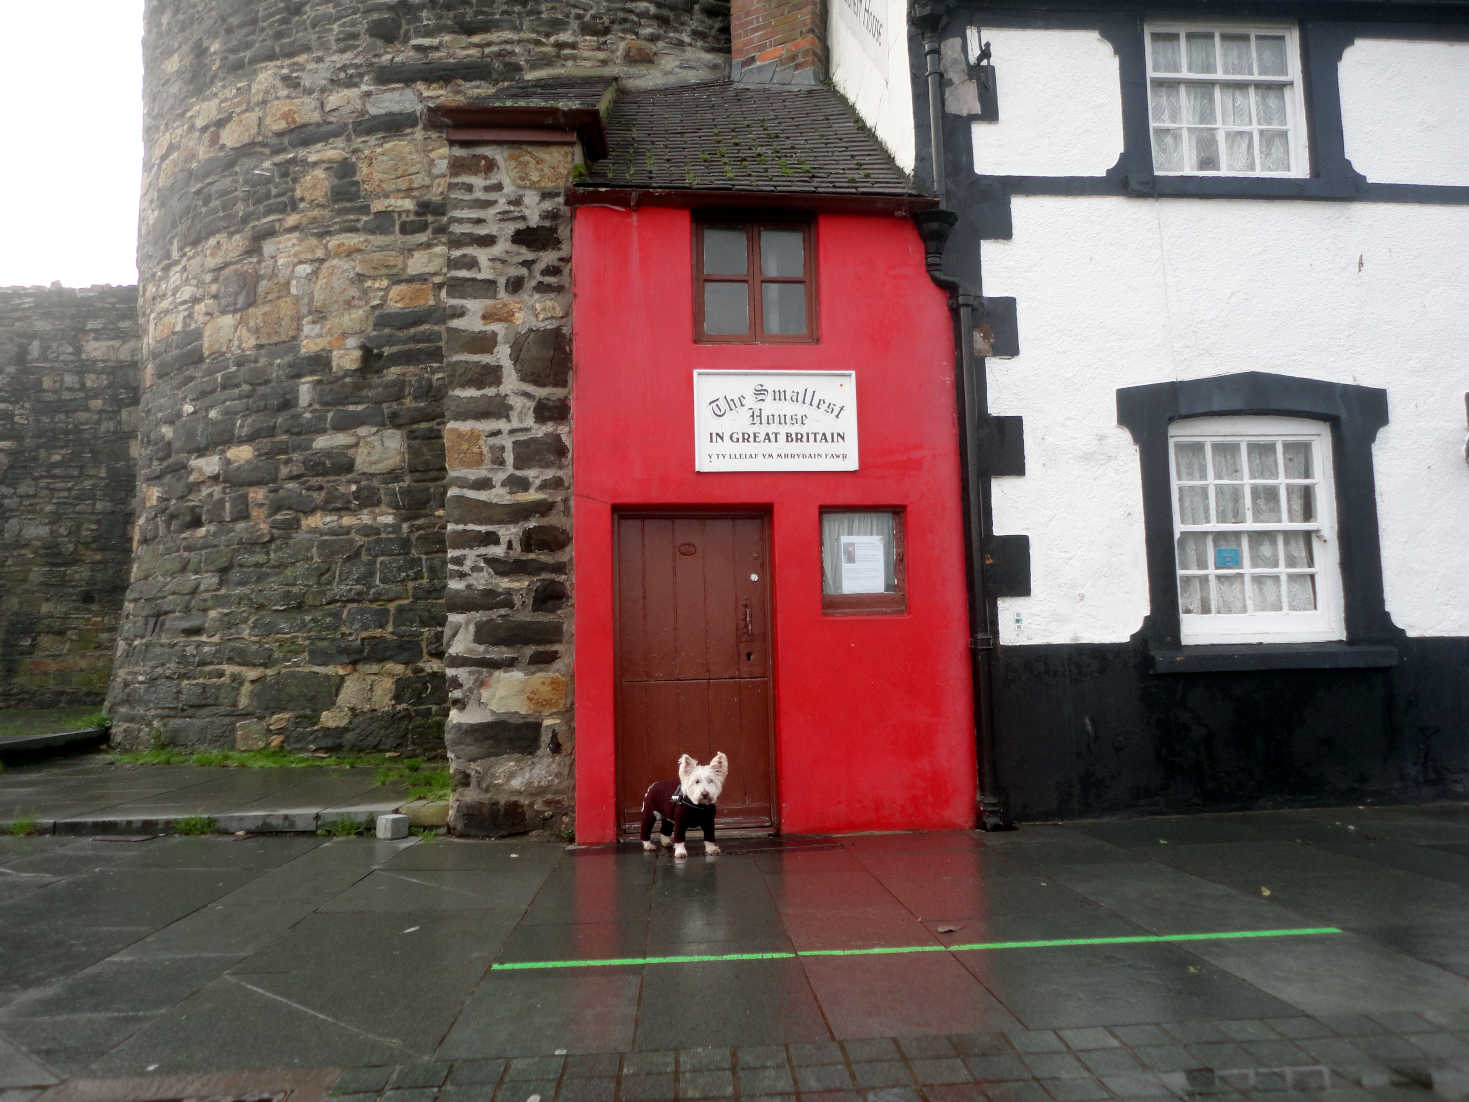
left=615, top=512, right=775, bottom=835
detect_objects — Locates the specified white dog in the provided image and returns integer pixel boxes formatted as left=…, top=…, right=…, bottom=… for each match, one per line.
left=639, top=752, right=727, bottom=859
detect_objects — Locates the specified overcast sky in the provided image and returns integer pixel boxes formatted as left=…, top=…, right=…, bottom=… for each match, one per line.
left=0, top=2, right=144, bottom=288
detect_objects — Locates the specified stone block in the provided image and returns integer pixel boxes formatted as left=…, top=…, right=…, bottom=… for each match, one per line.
left=511, top=328, right=570, bottom=388
left=449, top=796, right=531, bottom=838
left=445, top=494, right=554, bottom=526
left=447, top=719, right=542, bottom=759
left=505, top=147, right=575, bottom=189
left=355, top=430, right=405, bottom=473
left=511, top=434, right=569, bottom=470
left=250, top=670, right=342, bottom=714
left=376, top=813, right=410, bottom=839
left=444, top=426, right=485, bottom=469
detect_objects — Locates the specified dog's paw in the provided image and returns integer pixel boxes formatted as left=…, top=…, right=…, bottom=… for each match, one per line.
left=704, top=843, right=721, bottom=856
left=673, top=843, right=688, bottom=859
left=641, top=840, right=656, bottom=852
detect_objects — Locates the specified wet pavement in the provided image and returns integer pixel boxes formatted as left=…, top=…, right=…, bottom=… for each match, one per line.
left=3, top=796, right=1469, bottom=1100
left=0, top=754, right=414, bottom=835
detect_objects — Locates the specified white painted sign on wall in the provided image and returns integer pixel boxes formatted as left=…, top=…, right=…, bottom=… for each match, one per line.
left=833, top=0, right=887, bottom=66
left=693, top=370, right=858, bottom=471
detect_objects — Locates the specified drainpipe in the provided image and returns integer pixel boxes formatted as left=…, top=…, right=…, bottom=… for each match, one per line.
left=912, top=3, right=1013, bottom=832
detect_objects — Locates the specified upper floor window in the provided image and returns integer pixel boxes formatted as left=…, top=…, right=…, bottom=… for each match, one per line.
left=696, top=220, right=815, bottom=343
left=1145, top=24, right=1308, bottom=178
left=1169, top=415, right=1342, bottom=645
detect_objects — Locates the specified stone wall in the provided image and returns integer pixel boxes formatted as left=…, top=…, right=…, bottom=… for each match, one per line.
left=0, top=286, right=139, bottom=708
left=442, top=141, right=575, bottom=838
left=116, top=0, right=728, bottom=775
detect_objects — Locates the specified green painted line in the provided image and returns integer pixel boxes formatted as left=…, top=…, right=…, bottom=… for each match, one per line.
left=490, top=926, right=1343, bottom=972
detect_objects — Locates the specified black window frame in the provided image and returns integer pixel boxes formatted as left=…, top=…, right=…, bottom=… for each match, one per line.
left=1116, top=371, right=1401, bottom=673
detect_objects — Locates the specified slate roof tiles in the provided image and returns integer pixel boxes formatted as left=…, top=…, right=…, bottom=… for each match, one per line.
left=579, top=80, right=918, bottom=198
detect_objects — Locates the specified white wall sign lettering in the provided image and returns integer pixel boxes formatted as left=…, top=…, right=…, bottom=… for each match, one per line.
left=694, top=370, right=858, bottom=472
left=834, top=0, right=886, bottom=65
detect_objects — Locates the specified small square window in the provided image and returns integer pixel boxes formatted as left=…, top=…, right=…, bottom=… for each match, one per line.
left=821, top=509, right=905, bottom=614
left=696, top=220, right=815, bottom=343
left=1145, top=24, right=1308, bottom=178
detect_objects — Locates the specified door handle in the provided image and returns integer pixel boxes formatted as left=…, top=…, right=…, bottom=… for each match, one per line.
left=742, top=599, right=753, bottom=640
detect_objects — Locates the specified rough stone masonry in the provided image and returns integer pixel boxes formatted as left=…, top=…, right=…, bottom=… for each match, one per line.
left=0, top=286, right=139, bottom=708
left=89, top=0, right=730, bottom=834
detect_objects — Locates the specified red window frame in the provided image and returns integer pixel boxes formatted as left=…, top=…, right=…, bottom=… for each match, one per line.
left=693, top=218, right=817, bottom=344
left=820, top=508, right=907, bottom=615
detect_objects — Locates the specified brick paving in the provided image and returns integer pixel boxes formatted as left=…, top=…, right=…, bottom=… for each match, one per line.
left=309, top=1013, right=1469, bottom=1099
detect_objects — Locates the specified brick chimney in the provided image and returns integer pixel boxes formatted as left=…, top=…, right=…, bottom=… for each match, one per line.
left=731, top=0, right=829, bottom=85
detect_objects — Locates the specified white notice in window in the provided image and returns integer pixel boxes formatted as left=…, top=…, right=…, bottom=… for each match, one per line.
left=839, top=535, right=886, bottom=594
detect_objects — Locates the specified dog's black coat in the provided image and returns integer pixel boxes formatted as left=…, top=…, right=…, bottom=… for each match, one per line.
left=639, top=779, right=717, bottom=847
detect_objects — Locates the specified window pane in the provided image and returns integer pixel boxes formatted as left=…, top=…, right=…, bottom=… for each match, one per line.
left=1174, top=441, right=1207, bottom=481
left=1282, top=531, right=1314, bottom=568
left=1177, top=532, right=1209, bottom=570
left=1211, top=441, right=1242, bottom=481
left=1151, top=82, right=1182, bottom=124
left=1251, top=574, right=1283, bottom=612
left=1151, top=32, right=1182, bottom=72
left=760, top=229, right=804, bottom=277
left=1216, top=574, right=1246, bottom=613
left=1247, top=441, right=1278, bottom=479
left=1221, top=34, right=1254, bottom=75
left=1225, top=130, right=1256, bottom=173
left=1256, top=85, right=1287, bottom=127
left=762, top=283, right=807, bottom=336
left=703, top=227, right=747, bottom=275
left=1212, top=535, right=1243, bottom=569
left=1286, top=573, right=1317, bottom=611
left=822, top=512, right=897, bottom=595
left=1190, top=128, right=1220, bottom=172
left=1153, top=128, right=1185, bottom=171
left=1287, top=484, right=1315, bottom=522
left=1180, top=574, right=1211, bottom=614
left=704, top=282, right=749, bottom=335
left=1185, top=84, right=1217, bottom=125
left=1186, top=32, right=1217, bottom=73
left=1282, top=441, right=1312, bottom=477
left=1215, top=484, right=1244, bottom=523
left=1222, top=85, right=1253, bottom=126
left=1259, top=129, right=1291, bottom=172
left=1250, top=484, right=1281, bottom=522
left=1178, top=485, right=1210, bottom=525
left=1256, top=35, right=1288, bottom=76
left=1248, top=532, right=1279, bottom=568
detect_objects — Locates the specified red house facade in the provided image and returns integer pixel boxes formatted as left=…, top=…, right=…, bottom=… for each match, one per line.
left=567, top=83, right=975, bottom=842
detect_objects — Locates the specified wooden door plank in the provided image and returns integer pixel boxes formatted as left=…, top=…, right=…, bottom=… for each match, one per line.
left=673, top=516, right=710, bottom=681
left=703, top=516, right=740, bottom=680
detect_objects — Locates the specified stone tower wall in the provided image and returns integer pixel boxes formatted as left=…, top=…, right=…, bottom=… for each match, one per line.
left=115, top=0, right=728, bottom=761
left=0, top=286, right=140, bottom=708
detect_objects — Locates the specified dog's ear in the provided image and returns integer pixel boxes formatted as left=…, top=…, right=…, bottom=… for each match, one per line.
left=677, top=754, right=697, bottom=783
left=709, top=751, right=728, bottom=779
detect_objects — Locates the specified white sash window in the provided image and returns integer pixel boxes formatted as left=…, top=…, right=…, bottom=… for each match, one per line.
left=1169, top=416, right=1343, bottom=644
left=1146, top=24, right=1309, bottom=178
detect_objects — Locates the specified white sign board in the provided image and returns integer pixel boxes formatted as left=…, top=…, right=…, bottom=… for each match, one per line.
left=694, top=370, right=858, bottom=472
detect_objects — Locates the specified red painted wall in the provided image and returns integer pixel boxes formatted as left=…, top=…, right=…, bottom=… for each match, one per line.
left=571, top=205, right=975, bottom=841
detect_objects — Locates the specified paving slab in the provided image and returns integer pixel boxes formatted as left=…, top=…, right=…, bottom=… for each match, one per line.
left=0, top=754, right=415, bottom=836
left=3, top=799, right=1469, bottom=1098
